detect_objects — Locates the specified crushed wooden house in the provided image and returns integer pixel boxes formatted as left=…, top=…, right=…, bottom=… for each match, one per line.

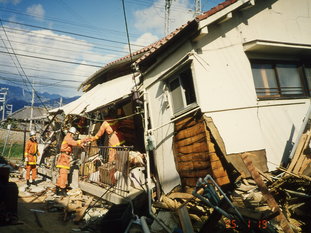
left=49, top=0, right=311, bottom=196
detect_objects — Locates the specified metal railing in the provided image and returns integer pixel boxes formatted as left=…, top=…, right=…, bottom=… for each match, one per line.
left=77, top=145, right=133, bottom=197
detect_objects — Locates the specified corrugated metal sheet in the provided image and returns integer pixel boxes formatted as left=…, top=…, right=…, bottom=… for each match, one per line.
left=51, top=74, right=134, bottom=115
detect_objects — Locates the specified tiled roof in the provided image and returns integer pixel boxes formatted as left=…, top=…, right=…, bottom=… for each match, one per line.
left=133, top=0, right=239, bottom=67
left=133, top=22, right=192, bottom=67
left=82, top=0, right=240, bottom=88
left=196, top=0, right=238, bottom=21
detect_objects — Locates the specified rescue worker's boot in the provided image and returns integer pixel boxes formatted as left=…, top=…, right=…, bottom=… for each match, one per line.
left=55, top=186, right=60, bottom=195
left=26, top=180, right=30, bottom=186
left=60, top=188, right=67, bottom=196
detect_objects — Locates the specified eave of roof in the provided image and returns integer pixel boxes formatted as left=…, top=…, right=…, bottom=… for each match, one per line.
left=134, top=0, right=245, bottom=69
left=80, top=0, right=246, bottom=90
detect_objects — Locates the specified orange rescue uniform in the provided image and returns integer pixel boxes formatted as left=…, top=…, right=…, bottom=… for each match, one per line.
left=56, top=133, right=82, bottom=189
left=93, top=120, right=125, bottom=162
left=24, top=139, right=39, bottom=181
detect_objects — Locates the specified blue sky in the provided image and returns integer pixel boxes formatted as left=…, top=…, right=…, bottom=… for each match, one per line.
left=0, top=0, right=223, bottom=98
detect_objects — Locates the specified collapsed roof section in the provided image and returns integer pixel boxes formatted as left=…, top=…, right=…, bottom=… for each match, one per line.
left=51, top=74, right=134, bottom=115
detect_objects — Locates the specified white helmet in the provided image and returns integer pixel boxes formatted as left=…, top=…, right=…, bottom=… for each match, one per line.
left=68, top=127, right=77, bottom=134
left=30, top=130, right=36, bottom=136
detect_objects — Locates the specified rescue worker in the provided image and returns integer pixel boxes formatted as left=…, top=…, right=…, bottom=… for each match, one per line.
left=24, top=130, right=40, bottom=186
left=56, top=127, right=84, bottom=196
left=90, top=118, right=125, bottom=162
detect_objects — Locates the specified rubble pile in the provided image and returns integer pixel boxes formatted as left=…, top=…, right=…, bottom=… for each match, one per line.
left=148, top=171, right=311, bottom=233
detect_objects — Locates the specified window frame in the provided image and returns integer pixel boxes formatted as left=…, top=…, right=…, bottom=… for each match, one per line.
left=165, top=64, right=198, bottom=116
left=251, top=59, right=310, bottom=100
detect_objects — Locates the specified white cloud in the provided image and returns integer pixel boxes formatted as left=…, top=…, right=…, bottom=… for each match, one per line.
left=0, top=25, right=113, bottom=97
left=134, top=0, right=193, bottom=37
left=26, top=4, right=45, bottom=21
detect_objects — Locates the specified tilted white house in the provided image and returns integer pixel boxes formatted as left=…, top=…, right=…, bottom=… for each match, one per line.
left=128, top=0, right=311, bottom=193
left=78, top=0, right=311, bottom=194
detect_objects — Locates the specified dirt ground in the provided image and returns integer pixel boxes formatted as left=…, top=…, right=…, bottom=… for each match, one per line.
left=1, top=178, right=84, bottom=233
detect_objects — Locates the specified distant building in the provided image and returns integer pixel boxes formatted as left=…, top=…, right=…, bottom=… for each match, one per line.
left=7, top=106, right=49, bottom=131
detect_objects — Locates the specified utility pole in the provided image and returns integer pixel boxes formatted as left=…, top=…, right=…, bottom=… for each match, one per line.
left=0, top=88, right=8, bottom=121
left=165, top=0, right=173, bottom=35
left=59, top=96, right=63, bottom=107
left=194, top=0, right=202, bottom=16
left=29, top=81, right=35, bottom=131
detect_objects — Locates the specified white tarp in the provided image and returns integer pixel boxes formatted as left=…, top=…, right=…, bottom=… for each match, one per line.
left=51, top=74, right=134, bottom=115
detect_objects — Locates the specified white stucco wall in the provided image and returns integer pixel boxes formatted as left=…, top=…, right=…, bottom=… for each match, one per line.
left=194, top=0, right=311, bottom=170
left=145, top=43, right=194, bottom=193
left=144, top=0, right=311, bottom=193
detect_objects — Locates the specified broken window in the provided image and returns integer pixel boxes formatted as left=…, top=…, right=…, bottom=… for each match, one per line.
left=251, top=61, right=310, bottom=99
left=167, top=66, right=197, bottom=114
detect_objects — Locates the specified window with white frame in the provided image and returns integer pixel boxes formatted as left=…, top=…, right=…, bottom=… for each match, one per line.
left=167, top=66, right=197, bottom=114
left=251, top=60, right=310, bottom=99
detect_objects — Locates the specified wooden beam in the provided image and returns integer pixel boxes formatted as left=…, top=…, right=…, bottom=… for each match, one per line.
left=177, top=205, right=195, bottom=233
left=241, top=153, right=294, bottom=233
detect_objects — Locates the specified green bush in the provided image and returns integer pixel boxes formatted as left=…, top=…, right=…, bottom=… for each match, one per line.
left=0, top=142, right=24, bottom=158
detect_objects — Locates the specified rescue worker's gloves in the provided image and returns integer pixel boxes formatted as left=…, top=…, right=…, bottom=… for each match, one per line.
left=90, top=136, right=98, bottom=142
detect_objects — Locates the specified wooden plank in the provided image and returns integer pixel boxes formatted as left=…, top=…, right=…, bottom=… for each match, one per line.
left=175, top=123, right=206, bottom=140
left=174, top=132, right=206, bottom=147
left=179, top=169, right=210, bottom=178
left=177, top=160, right=210, bottom=171
left=73, top=196, right=94, bottom=223
left=177, top=205, right=195, bottom=233
left=293, top=132, right=311, bottom=174
left=203, top=115, right=227, bottom=156
left=181, top=177, right=200, bottom=187
left=168, top=192, right=194, bottom=200
left=176, top=152, right=209, bottom=162
left=298, top=155, right=311, bottom=175
left=175, top=115, right=203, bottom=129
left=226, top=150, right=268, bottom=178
left=287, top=133, right=308, bottom=173
left=177, top=141, right=208, bottom=154
left=241, top=153, right=294, bottom=233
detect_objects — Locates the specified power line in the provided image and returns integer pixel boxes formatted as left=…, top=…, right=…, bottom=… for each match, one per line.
left=0, top=5, right=142, bottom=39
left=1, top=26, right=134, bottom=53
left=0, top=18, right=55, bottom=112
left=0, top=44, right=105, bottom=66
left=0, top=50, right=103, bottom=68
left=0, top=37, right=126, bottom=58
left=1, top=19, right=145, bottom=48
left=0, top=63, right=92, bottom=78
left=0, top=75, right=79, bottom=89
left=0, top=70, right=82, bottom=83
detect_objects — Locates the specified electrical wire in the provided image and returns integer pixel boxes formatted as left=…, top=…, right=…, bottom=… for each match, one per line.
left=0, top=70, right=81, bottom=83
left=0, top=45, right=104, bottom=66
left=0, top=50, right=103, bottom=68
left=0, top=75, right=79, bottom=89
left=1, top=26, right=133, bottom=53
left=0, top=63, right=91, bottom=78
left=0, top=18, right=51, bottom=112
left=1, top=19, right=145, bottom=48
left=0, top=5, right=142, bottom=39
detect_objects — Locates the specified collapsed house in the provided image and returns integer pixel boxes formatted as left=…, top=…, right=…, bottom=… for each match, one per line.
left=33, top=0, right=310, bottom=228
left=61, top=0, right=311, bottom=195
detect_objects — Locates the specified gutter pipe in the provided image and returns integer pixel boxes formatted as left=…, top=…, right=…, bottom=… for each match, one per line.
left=143, top=90, right=172, bottom=233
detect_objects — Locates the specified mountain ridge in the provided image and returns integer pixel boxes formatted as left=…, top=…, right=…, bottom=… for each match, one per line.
left=0, top=83, right=79, bottom=115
